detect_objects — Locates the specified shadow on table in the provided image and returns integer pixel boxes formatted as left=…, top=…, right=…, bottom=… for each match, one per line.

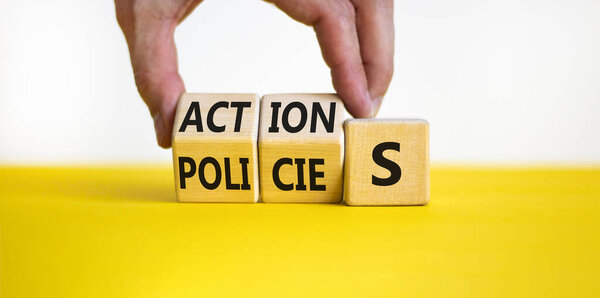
left=70, top=175, right=176, bottom=203
left=2, top=167, right=176, bottom=203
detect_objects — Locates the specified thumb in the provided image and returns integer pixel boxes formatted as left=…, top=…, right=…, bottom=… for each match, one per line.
left=119, top=15, right=184, bottom=148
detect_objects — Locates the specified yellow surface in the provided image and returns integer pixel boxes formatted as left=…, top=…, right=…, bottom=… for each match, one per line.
left=0, top=166, right=599, bottom=297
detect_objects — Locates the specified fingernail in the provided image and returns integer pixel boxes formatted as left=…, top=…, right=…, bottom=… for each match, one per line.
left=370, top=97, right=383, bottom=117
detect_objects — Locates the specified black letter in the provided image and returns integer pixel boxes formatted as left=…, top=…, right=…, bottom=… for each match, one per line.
left=282, top=101, right=307, bottom=133
left=224, top=158, right=240, bottom=190
left=239, top=158, right=251, bottom=190
left=268, top=102, right=281, bottom=133
left=310, top=102, right=336, bottom=133
left=230, top=101, right=252, bottom=132
left=207, top=101, right=228, bottom=132
left=372, top=142, right=402, bottom=186
left=273, top=158, right=293, bottom=191
left=178, top=157, right=196, bottom=189
left=295, top=158, right=306, bottom=190
left=178, top=102, right=203, bottom=132
left=309, top=159, right=326, bottom=191
left=198, top=157, right=222, bottom=190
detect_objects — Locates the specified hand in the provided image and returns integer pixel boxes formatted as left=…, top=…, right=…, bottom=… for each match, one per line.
left=115, top=0, right=394, bottom=148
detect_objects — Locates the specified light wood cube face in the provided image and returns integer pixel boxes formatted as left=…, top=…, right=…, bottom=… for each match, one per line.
left=259, top=94, right=345, bottom=203
left=343, top=119, right=430, bottom=206
left=172, top=93, right=259, bottom=202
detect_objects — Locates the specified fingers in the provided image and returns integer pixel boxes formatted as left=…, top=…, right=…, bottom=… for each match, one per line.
left=115, top=0, right=393, bottom=150
left=314, top=3, right=372, bottom=118
left=116, top=1, right=186, bottom=148
left=268, top=0, right=372, bottom=118
left=351, top=0, right=394, bottom=116
left=129, top=26, right=184, bottom=149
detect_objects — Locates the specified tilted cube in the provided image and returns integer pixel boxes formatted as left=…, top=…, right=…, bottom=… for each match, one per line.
left=172, top=93, right=259, bottom=202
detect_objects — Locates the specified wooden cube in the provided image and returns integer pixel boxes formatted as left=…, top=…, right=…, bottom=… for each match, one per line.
left=172, top=93, right=259, bottom=202
left=343, top=119, right=430, bottom=206
left=259, top=94, right=345, bottom=203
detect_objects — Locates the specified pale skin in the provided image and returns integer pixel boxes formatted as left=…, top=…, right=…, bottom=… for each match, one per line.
left=115, top=0, right=394, bottom=148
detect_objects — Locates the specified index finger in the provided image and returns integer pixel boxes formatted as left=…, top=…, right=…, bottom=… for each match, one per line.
left=268, top=0, right=373, bottom=118
left=352, top=0, right=395, bottom=115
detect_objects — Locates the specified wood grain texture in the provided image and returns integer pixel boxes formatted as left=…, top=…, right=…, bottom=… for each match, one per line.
left=172, top=93, right=259, bottom=202
left=343, top=119, right=430, bottom=206
left=259, top=94, right=344, bottom=203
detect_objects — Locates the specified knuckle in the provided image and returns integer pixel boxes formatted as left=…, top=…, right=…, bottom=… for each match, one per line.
left=328, top=0, right=356, bottom=22
left=340, top=0, right=357, bottom=19
left=133, top=69, right=183, bottom=117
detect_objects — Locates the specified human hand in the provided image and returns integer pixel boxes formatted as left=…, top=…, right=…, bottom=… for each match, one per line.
left=115, top=0, right=394, bottom=148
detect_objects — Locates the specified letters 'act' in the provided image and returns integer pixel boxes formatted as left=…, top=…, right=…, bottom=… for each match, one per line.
left=172, top=93, right=260, bottom=202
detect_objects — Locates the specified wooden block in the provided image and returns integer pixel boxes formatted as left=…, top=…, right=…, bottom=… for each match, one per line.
left=172, top=93, right=259, bottom=202
left=259, top=94, right=345, bottom=203
left=343, top=119, right=429, bottom=206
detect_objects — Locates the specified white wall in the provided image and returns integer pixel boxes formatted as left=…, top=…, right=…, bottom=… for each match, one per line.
left=0, top=0, right=599, bottom=165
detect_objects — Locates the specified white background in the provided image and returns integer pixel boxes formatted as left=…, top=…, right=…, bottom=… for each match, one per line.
left=0, top=0, right=599, bottom=165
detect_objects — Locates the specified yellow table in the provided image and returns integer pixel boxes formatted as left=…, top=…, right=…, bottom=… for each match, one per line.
left=1, top=166, right=599, bottom=297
